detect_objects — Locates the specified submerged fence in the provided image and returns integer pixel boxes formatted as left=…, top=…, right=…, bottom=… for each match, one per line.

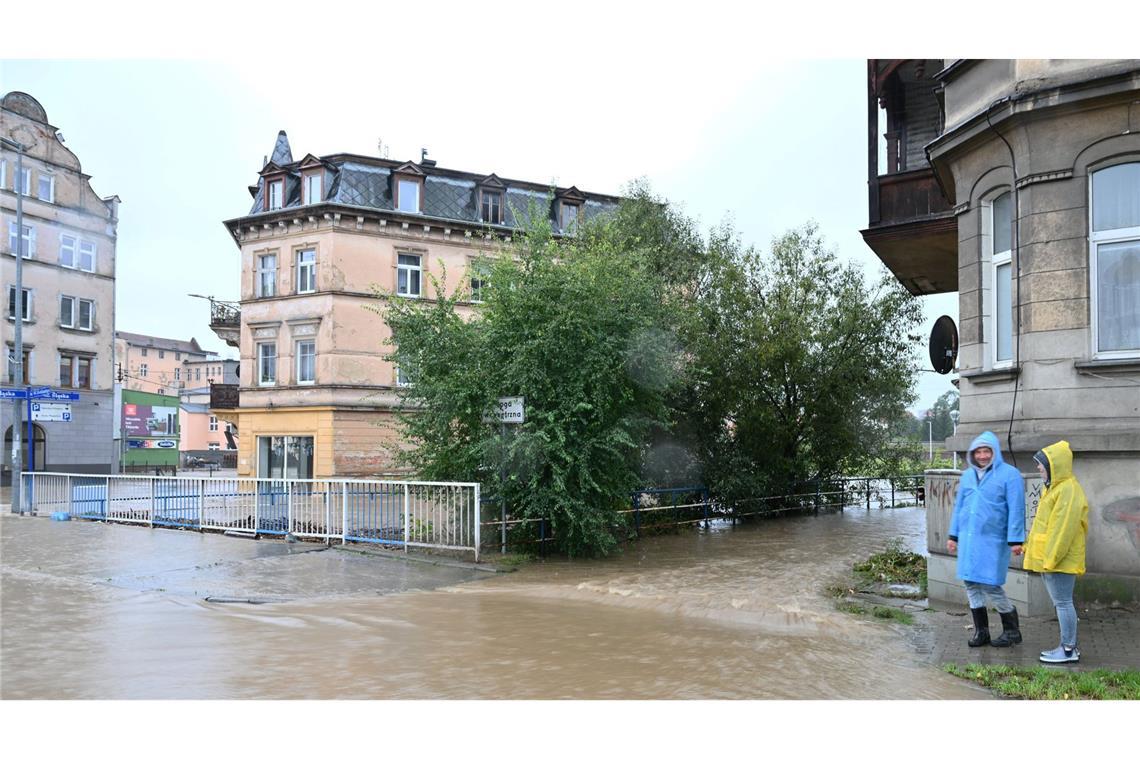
left=481, top=475, right=926, bottom=555
left=20, top=472, right=481, bottom=560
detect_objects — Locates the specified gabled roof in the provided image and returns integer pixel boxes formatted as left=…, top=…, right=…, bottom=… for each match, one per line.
left=556, top=185, right=586, bottom=202
left=116, top=331, right=214, bottom=356
left=392, top=161, right=425, bottom=176
left=298, top=154, right=326, bottom=170
left=478, top=173, right=507, bottom=189
left=259, top=161, right=288, bottom=177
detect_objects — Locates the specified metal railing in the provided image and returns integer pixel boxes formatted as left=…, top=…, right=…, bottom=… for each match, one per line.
left=20, top=472, right=481, bottom=560
left=480, top=476, right=926, bottom=554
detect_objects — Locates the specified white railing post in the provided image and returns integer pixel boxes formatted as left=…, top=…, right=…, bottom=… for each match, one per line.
left=473, top=483, right=481, bottom=563
left=67, top=475, right=73, bottom=516
left=324, top=485, right=331, bottom=544
left=198, top=478, right=205, bottom=531
left=403, top=483, right=410, bottom=553
left=254, top=481, right=259, bottom=535
left=287, top=480, right=293, bottom=537
left=148, top=476, right=154, bottom=528
left=341, top=482, right=348, bottom=545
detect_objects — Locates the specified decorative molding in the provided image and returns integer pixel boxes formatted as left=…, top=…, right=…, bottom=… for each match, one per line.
left=953, top=202, right=971, bottom=216
left=1016, top=169, right=1074, bottom=189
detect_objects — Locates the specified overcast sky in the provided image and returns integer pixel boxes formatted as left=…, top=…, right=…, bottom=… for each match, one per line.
left=3, top=3, right=1121, bottom=415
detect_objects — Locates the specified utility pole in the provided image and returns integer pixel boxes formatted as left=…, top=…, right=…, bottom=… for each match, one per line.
left=3, top=137, right=27, bottom=513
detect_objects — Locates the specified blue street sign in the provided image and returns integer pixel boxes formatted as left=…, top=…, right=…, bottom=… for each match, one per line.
left=30, top=388, right=79, bottom=401
left=0, top=389, right=29, bottom=399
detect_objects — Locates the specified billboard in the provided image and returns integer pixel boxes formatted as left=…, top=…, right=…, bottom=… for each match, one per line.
left=123, top=403, right=179, bottom=437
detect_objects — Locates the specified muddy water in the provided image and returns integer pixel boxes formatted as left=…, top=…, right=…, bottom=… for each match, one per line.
left=0, top=509, right=987, bottom=699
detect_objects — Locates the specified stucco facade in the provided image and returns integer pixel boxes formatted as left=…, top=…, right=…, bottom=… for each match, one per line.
left=216, top=133, right=617, bottom=479
left=1, top=91, right=118, bottom=479
left=866, top=60, right=1140, bottom=595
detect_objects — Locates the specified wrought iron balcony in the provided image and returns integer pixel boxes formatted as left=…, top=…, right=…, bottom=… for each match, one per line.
left=208, top=299, right=240, bottom=348
left=210, top=382, right=240, bottom=409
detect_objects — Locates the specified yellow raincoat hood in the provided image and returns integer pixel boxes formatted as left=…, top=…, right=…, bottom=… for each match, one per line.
left=1024, top=440, right=1088, bottom=574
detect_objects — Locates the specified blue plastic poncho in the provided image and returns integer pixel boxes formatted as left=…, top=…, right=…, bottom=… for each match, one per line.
left=949, top=431, right=1026, bottom=586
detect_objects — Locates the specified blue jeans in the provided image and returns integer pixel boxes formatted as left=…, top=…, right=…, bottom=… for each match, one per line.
left=964, top=581, right=1015, bottom=614
left=1042, top=572, right=1078, bottom=648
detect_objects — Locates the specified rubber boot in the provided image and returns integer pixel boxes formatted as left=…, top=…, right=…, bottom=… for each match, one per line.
left=968, top=607, right=990, bottom=647
left=991, top=608, right=1022, bottom=647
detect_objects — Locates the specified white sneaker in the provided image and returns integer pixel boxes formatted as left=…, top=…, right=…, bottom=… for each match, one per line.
left=1039, top=645, right=1080, bottom=663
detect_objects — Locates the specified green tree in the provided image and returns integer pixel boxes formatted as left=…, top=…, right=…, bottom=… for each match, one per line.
left=381, top=188, right=689, bottom=556
left=684, top=223, right=924, bottom=504
left=922, top=389, right=960, bottom=443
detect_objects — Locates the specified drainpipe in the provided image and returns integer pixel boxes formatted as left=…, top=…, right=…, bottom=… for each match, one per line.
left=983, top=96, right=1022, bottom=467
left=2, top=137, right=27, bottom=513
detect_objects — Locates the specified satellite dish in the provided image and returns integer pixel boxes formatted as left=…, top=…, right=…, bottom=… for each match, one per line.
left=929, top=315, right=958, bottom=375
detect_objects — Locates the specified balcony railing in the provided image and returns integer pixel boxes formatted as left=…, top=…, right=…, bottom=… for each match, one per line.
left=209, top=299, right=240, bottom=328
left=872, top=167, right=952, bottom=227
left=210, top=382, right=239, bottom=409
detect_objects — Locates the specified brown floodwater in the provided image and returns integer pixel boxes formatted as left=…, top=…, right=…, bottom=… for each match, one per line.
left=0, top=508, right=987, bottom=699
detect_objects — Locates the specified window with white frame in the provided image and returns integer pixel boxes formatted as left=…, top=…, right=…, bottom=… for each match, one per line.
left=38, top=174, right=55, bottom=203
left=296, top=340, right=316, bottom=384
left=396, top=363, right=412, bottom=387
left=481, top=191, right=502, bottom=224
left=257, top=253, right=277, bottom=297
left=208, top=442, right=221, bottom=451
left=78, top=240, right=95, bottom=271
left=268, top=180, right=283, bottom=210
left=140, top=363, right=148, bottom=377
left=470, top=260, right=490, bottom=303
left=988, top=192, right=1014, bottom=367
left=397, top=253, right=422, bottom=297
left=304, top=173, right=322, bottom=205
left=17, top=167, right=31, bottom=196
left=1090, top=162, right=1140, bottom=357
left=0, top=159, right=6, bottom=189
left=59, top=296, right=94, bottom=330
left=397, top=178, right=421, bottom=213
left=8, top=222, right=35, bottom=258
left=159, top=350, right=165, bottom=359
left=175, top=367, right=181, bottom=381
left=195, top=367, right=201, bottom=381
left=7, top=286, right=31, bottom=322
left=296, top=249, right=316, bottom=293
left=209, top=415, right=218, bottom=432
left=258, top=342, right=277, bottom=385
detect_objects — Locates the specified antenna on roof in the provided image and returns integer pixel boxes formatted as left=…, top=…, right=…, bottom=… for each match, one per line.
left=421, top=147, right=428, bottom=162
left=377, top=139, right=389, bottom=159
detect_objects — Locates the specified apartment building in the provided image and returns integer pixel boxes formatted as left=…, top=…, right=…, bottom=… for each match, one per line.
left=211, top=131, right=619, bottom=479
left=862, top=59, right=1140, bottom=601
left=2, top=91, right=119, bottom=480
left=114, top=331, right=216, bottom=396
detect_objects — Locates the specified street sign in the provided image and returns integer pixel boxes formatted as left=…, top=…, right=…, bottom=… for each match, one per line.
left=30, top=389, right=80, bottom=401
left=484, top=396, right=525, bottom=424
left=0, top=389, right=28, bottom=399
left=31, top=402, right=72, bottom=422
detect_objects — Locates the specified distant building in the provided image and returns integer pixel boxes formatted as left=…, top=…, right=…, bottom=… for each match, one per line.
left=210, top=131, right=619, bottom=478
left=862, top=59, right=1140, bottom=601
left=1, top=91, right=120, bottom=480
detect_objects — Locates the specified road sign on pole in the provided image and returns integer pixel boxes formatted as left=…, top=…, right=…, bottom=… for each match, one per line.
left=484, top=396, right=525, bottom=424
left=31, top=403, right=72, bottom=422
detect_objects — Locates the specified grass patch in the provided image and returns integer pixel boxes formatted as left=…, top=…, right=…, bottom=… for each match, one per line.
left=944, top=664, right=1140, bottom=700
left=853, top=539, right=928, bottom=598
left=492, top=553, right=534, bottom=568
left=835, top=600, right=914, bottom=625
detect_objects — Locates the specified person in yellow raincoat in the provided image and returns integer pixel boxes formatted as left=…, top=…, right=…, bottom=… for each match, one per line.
left=1024, top=440, right=1089, bottom=664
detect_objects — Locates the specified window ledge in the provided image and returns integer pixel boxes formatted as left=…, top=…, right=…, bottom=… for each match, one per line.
left=1075, top=358, right=1140, bottom=376
left=960, top=366, right=1021, bottom=384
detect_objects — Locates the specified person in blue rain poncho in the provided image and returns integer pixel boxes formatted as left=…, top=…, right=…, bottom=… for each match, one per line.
left=947, top=431, right=1026, bottom=647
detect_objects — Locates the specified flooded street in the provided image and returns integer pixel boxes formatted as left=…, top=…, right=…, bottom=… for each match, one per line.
left=1, top=508, right=987, bottom=699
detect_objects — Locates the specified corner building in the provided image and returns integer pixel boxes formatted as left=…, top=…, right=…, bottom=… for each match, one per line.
left=214, top=132, right=618, bottom=479
left=862, top=60, right=1140, bottom=601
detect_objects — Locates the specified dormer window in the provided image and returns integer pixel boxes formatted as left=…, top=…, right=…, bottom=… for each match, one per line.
left=481, top=191, right=503, bottom=224
left=397, top=178, right=421, bottom=213
left=303, top=173, right=323, bottom=205
left=560, top=202, right=580, bottom=234
left=393, top=163, right=426, bottom=214
left=268, top=180, right=284, bottom=210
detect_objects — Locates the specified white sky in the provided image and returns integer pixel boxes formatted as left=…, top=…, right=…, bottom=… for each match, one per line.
left=0, top=2, right=1127, bottom=416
